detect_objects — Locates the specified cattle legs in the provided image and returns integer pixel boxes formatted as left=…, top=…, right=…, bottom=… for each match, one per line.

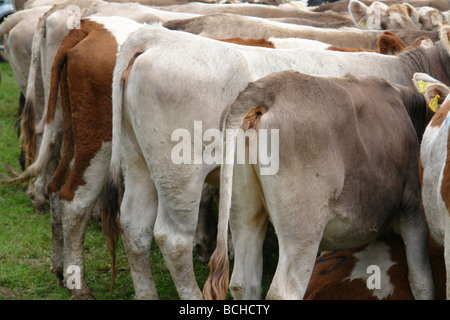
left=49, top=191, right=64, bottom=286
left=59, top=142, right=111, bottom=300
left=398, top=182, right=435, bottom=300
left=60, top=197, right=94, bottom=300
left=228, top=164, right=268, bottom=300
left=153, top=176, right=206, bottom=300
left=119, top=152, right=159, bottom=300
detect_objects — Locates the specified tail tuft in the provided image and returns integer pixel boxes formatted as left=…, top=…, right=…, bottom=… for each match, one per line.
left=203, top=240, right=230, bottom=300
left=101, top=172, right=123, bottom=291
left=20, top=96, right=36, bottom=168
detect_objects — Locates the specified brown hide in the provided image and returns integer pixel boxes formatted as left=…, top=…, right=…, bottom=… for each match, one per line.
left=305, top=235, right=445, bottom=300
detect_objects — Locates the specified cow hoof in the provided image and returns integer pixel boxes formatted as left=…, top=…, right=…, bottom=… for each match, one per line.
left=33, top=201, right=49, bottom=213
left=70, top=291, right=96, bottom=300
left=51, top=270, right=64, bottom=287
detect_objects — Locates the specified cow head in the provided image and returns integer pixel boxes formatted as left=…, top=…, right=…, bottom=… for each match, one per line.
left=349, top=0, right=422, bottom=30
left=383, top=4, right=421, bottom=30
left=349, top=0, right=387, bottom=29
left=418, top=7, right=445, bottom=31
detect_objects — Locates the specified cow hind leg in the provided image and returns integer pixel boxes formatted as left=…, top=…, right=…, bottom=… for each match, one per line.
left=119, top=157, right=159, bottom=300
left=263, top=176, right=330, bottom=300
left=194, top=184, right=218, bottom=264
left=266, top=209, right=324, bottom=300
left=398, top=183, right=435, bottom=300
left=153, top=176, right=206, bottom=300
left=228, top=164, right=268, bottom=300
left=60, top=142, right=111, bottom=300
left=49, top=191, right=64, bottom=286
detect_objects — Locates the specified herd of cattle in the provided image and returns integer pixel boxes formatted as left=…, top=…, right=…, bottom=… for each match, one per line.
left=2, top=0, right=450, bottom=300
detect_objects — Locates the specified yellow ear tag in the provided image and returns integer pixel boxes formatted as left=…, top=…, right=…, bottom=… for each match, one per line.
left=429, top=94, right=440, bottom=112
left=359, top=19, right=368, bottom=29
left=418, top=80, right=431, bottom=93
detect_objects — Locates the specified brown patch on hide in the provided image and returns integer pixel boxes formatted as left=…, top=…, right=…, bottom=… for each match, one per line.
left=217, top=37, right=275, bottom=48
left=440, top=120, right=450, bottom=217
left=56, top=20, right=117, bottom=202
left=328, top=45, right=377, bottom=53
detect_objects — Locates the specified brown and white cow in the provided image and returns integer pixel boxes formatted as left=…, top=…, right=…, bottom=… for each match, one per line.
left=204, top=70, right=433, bottom=300
left=414, top=72, right=450, bottom=299
left=13, top=0, right=199, bottom=211
left=106, top=23, right=450, bottom=300
left=7, top=8, right=210, bottom=298
left=42, top=16, right=143, bottom=299
left=327, top=30, right=433, bottom=54
left=163, top=13, right=441, bottom=49
left=304, top=235, right=446, bottom=300
left=5, top=14, right=147, bottom=299
left=219, top=30, right=433, bottom=54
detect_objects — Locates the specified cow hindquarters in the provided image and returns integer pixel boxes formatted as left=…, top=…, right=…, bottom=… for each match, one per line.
left=259, top=142, right=338, bottom=300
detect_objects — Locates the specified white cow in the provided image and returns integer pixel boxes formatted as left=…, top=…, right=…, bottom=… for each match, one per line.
left=13, top=0, right=199, bottom=209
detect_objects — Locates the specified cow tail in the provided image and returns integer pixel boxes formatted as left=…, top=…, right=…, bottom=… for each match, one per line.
left=203, top=78, right=271, bottom=300
left=20, top=18, right=45, bottom=169
left=102, top=34, right=145, bottom=289
left=202, top=129, right=234, bottom=299
left=102, top=173, right=122, bottom=290
left=4, top=27, right=88, bottom=184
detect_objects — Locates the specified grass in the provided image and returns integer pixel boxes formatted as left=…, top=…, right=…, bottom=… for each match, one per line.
left=0, top=61, right=279, bottom=300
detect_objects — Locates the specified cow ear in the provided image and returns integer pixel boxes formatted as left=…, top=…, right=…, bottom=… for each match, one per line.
left=413, top=73, right=449, bottom=112
left=370, top=1, right=388, bottom=12
left=366, top=2, right=388, bottom=28
left=416, top=37, right=434, bottom=49
left=349, top=0, right=370, bottom=28
left=413, top=73, right=443, bottom=92
left=419, top=7, right=444, bottom=30
left=439, top=25, right=450, bottom=53
left=425, top=83, right=450, bottom=112
left=404, top=3, right=420, bottom=24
